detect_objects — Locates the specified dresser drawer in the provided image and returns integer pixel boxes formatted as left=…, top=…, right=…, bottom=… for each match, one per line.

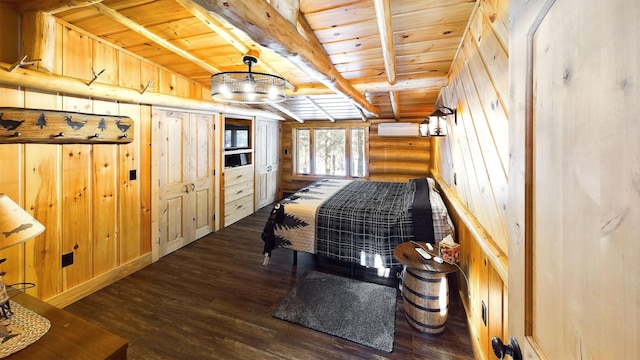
left=224, top=179, right=254, bottom=204
left=224, top=194, right=254, bottom=226
left=224, top=165, right=254, bottom=183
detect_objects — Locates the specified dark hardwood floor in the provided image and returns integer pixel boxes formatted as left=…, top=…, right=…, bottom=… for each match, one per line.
left=65, top=206, right=475, bottom=359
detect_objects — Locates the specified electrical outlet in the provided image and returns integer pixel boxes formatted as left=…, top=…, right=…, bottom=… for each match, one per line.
left=62, top=252, right=74, bottom=268
left=481, top=301, right=488, bottom=326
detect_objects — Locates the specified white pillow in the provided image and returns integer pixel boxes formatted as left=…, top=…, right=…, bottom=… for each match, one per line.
left=426, top=177, right=438, bottom=193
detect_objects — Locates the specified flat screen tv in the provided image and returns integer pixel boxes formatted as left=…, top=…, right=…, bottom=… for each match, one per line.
left=225, top=123, right=250, bottom=150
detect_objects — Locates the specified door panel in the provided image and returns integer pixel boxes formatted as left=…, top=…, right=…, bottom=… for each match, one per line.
left=159, top=112, right=190, bottom=257
left=165, top=196, right=186, bottom=254
left=509, top=0, right=640, bottom=359
left=256, top=119, right=279, bottom=209
left=191, top=114, right=214, bottom=240
left=158, top=110, right=215, bottom=257
left=194, top=188, right=211, bottom=238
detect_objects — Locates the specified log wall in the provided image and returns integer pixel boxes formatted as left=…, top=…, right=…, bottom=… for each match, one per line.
left=431, top=0, right=509, bottom=359
left=0, top=10, right=210, bottom=307
left=279, top=119, right=430, bottom=196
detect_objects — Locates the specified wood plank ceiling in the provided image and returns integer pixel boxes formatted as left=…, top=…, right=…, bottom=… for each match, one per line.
left=6, top=0, right=477, bottom=122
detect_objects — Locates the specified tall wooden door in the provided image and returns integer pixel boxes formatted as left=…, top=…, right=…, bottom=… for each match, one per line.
left=255, top=118, right=279, bottom=209
left=507, top=0, right=639, bottom=359
left=190, top=113, right=215, bottom=239
left=158, top=110, right=214, bottom=257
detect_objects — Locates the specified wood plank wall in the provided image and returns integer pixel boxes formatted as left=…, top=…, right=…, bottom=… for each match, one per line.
left=279, top=119, right=430, bottom=196
left=431, top=0, right=509, bottom=359
left=0, top=10, right=210, bottom=307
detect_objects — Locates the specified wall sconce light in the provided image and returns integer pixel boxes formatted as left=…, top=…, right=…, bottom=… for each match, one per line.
left=420, top=105, right=456, bottom=137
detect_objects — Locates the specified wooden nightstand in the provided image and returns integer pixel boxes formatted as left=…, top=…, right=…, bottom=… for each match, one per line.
left=394, top=241, right=458, bottom=335
left=6, top=291, right=128, bottom=359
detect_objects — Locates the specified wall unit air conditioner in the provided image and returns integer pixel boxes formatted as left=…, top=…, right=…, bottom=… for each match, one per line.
left=377, top=122, right=419, bottom=137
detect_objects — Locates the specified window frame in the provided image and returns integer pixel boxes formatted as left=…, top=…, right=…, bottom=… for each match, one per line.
left=291, top=122, right=370, bottom=180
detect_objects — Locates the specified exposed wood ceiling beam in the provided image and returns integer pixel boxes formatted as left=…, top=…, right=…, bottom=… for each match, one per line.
left=91, top=3, right=222, bottom=74
left=373, top=0, right=396, bottom=85
left=18, top=0, right=103, bottom=14
left=191, top=0, right=381, bottom=118
left=303, top=96, right=335, bottom=122
left=294, top=12, right=319, bottom=51
left=269, top=102, right=304, bottom=123
left=289, top=76, right=449, bottom=96
left=270, top=0, right=299, bottom=26
left=174, top=0, right=293, bottom=89
left=0, top=62, right=283, bottom=119
left=352, top=104, right=368, bottom=122
left=390, top=91, right=399, bottom=120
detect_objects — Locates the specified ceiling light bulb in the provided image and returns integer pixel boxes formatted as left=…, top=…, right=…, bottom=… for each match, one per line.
left=268, top=86, right=279, bottom=100
left=243, top=81, right=254, bottom=93
left=219, top=84, right=229, bottom=95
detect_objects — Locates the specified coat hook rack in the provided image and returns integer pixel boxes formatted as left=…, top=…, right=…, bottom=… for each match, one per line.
left=140, top=80, right=154, bottom=94
left=87, top=67, right=106, bottom=86
left=0, top=108, right=133, bottom=144
left=7, top=55, right=42, bottom=72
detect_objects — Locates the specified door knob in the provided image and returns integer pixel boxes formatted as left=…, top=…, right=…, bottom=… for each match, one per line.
left=491, top=336, right=522, bottom=360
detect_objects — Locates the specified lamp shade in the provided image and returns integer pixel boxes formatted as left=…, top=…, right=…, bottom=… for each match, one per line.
left=0, top=194, right=44, bottom=250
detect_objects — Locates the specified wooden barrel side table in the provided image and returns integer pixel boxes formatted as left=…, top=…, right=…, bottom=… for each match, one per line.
left=394, top=241, right=458, bottom=335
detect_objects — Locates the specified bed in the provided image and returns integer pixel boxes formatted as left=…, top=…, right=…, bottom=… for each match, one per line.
left=261, top=178, right=454, bottom=268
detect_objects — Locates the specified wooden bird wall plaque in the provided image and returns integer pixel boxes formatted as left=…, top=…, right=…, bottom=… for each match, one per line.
left=0, top=107, right=134, bottom=144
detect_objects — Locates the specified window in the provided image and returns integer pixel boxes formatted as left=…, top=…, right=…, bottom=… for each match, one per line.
left=294, top=125, right=368, bottom=178
left=315, top=129, right=346, bottom=175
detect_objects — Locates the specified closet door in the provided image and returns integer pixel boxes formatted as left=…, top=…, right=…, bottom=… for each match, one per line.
left=158, top=110, right=214, bottom=257
left=255, top=118, right=279, bottom=209
left=158, top=111, right=191, bottom=256
left=190, top=113, right=214, bottom=239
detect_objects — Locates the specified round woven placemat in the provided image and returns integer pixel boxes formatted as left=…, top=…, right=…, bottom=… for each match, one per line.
left=0, top=301, right=51, bottom=358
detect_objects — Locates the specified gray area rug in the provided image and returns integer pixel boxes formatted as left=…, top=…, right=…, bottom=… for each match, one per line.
left=273, top=271, right=397, bottom=352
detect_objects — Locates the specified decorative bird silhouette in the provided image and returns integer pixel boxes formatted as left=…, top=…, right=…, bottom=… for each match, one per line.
left=64, top=115, right=87, bottom=130
left=97, top=118, right=107, bottom=131
left=115, top=119, right=131, bottom=133
left=0, top=113, right=25, bottom=131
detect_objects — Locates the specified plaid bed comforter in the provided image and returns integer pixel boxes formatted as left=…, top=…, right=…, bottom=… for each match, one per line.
left=315, top=180, right=415, bottom=267
left=261, top=178, right=454, bottom=268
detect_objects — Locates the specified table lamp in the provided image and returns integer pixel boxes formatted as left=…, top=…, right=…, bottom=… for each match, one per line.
left=0, top=194, right=45, bottom=318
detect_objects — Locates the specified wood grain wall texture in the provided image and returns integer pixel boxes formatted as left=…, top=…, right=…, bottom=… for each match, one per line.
left=0, top=10, right=205, bottom=306
left=431, top=0, right=509, bottom=359
left=279, top=119, right=430, bottom=196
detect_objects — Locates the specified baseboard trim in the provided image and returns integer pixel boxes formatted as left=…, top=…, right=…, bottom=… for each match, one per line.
left=45, top=253, right=153, bottom=308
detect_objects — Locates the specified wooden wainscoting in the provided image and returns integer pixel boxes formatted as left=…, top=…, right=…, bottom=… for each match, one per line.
left=433, top=174, right=508, bottom=360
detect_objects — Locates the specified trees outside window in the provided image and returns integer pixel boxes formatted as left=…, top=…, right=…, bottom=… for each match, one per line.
left=294, top=126, right=367, bottom=178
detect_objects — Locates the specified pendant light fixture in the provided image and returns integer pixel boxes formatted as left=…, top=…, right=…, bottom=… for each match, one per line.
left=211, top=51, right=286, bottom=104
